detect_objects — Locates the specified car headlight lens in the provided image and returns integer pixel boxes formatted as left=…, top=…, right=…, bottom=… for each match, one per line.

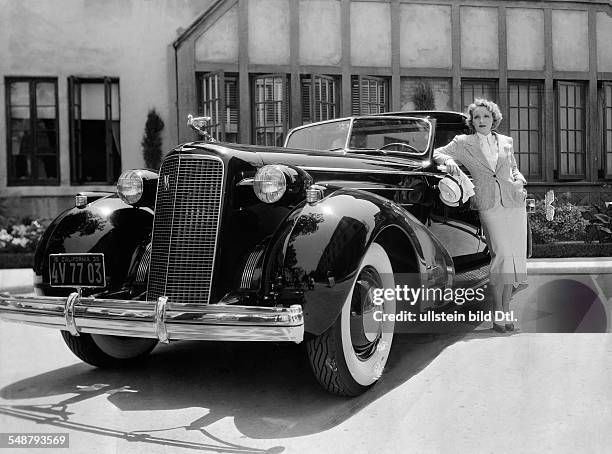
left=117, top=170, right=144, bottom=205
left=254, top=165, right=287, bottom=203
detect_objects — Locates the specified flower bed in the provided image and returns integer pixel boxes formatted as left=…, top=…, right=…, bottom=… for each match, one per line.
left=0, top=219, right=50, bottom=269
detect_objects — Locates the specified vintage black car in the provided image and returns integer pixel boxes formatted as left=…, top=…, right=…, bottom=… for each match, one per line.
left=0, top=111, right=498, bottom=396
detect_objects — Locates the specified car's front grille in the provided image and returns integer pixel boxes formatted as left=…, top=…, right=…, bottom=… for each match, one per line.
left=147, top=154, right=224, bottom=304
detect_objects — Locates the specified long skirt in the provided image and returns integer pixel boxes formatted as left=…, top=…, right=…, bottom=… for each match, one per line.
left=478, top=188, right=528, bottom=286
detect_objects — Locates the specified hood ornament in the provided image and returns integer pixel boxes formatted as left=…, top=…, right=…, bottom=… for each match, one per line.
left=187, top=114, right=216, bottom=142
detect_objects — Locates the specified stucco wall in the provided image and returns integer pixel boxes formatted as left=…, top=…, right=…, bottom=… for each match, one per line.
left=552, top=9, right=589, bottom=71
left=350, top=1, right=391, bottom=67
left=400, top=4, right=452, bottom=69
left=195, top=5, right=239, bottom=63
left=299, top=0, right=341, bottom=66
left=507, top=8, right=545, bottom=70
left=0, top=0, right=212, bottom=201
left=248, top=0, right=290, bottom=65
left=597, top=11, right=612, bottom=72
left=460, top=6, right=499, bottom=69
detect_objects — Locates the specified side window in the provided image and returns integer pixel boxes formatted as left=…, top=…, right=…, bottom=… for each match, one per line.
left=68, top=77, right=121, bottom=184
left=5, top=77, right=59, bottom=185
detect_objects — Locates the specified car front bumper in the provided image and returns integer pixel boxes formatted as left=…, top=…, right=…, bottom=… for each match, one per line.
left=0, top=292, right=304, bottom=343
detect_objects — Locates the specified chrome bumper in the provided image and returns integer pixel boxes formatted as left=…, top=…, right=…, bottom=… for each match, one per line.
left=0, top=292, right=304, bottom=343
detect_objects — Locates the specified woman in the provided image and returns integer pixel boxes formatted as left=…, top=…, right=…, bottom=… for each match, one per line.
left=433, top=98, right=528, bottom=333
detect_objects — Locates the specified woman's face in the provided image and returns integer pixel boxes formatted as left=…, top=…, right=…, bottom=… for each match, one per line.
left=472, top=106, right=493, bottom=135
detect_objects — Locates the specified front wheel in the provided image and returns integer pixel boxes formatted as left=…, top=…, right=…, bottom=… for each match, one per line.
left=61, top=331, right=157, bottom=368
left=307, top=243, right=395, bottom=396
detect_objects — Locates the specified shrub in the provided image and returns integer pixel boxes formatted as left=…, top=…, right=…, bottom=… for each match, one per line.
left=412, top=81, right=436, bottom=110
left=582, top=204, right=612, bottom=243
left=529, top=200, right=589, bottom=244
left=0, top=219, right=51, bottom=253
left=142, top=109, right=165, bottom=170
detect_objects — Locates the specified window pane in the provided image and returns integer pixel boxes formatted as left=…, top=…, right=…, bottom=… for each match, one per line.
left=36, top=156, right=58, bottom=179
left=7, top=78, right=59, bottom=184
left=36, top=82, right=55, bottom=106
left=81, top=83, right=105, bottom=120
left=37, top=106, right=55, bottom=119
left=529, top=109, right=539, bottom=129
left=70, top=77, right=120, bottom=183
left=11, top=106, right=29, bottom=119
left=10, top=82, right=29, bottom=105
left=530, top=154, right=540, bottom=174
left=111, top=83, right=120, bottom=121
left=519, top=108, right=529, bottom=129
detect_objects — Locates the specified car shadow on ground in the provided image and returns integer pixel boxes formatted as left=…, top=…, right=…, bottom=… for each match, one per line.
left=0, top=330, right=471, bottom=442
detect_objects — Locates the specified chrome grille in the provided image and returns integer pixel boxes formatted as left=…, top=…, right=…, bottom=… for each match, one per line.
left=147, top=154, right=224, bottom=304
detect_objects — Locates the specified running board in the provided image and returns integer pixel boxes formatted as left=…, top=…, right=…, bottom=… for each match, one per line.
left=453, top=263, right=490, bottom=289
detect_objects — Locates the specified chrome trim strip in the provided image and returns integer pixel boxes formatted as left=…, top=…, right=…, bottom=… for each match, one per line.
left=241, top=246, right=264, bottom=289
left=155, top=296, right=169, bottom=343
left=0, top=294, right=304, bottom=343
left=299, top=166, right=443, bottom=177
left=136, top=242, right=152, bottom=283
left=237, top=178, right=254, bottom=186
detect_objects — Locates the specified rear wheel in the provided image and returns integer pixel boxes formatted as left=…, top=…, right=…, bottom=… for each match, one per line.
left=307, top=243, right=395, bottom=396
left=61, top=331, right=157, bottom=368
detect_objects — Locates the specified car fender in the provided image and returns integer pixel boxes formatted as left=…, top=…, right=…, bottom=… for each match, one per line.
left=34, top=195, right=153, bottom=295
left=265, top=188, right=454, bottom=336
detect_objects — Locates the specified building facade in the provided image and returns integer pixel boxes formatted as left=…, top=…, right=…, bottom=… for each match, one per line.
left=174, top=0, right=612, bottom=205
left=2, top=0, right=612, bottom=220
left=1, top=0, right=214, bottom=218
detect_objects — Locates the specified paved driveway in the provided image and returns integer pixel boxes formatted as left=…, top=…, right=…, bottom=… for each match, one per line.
left=1, top=272, right=612, bottom=453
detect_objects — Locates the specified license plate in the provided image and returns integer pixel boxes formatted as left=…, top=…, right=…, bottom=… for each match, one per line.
left=49, top=253, right=106, bottom=288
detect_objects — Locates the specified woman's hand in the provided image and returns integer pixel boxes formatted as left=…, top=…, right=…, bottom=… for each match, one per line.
left=444, top=158, right=460, bottom=176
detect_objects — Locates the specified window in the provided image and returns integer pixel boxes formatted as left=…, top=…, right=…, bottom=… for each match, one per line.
left=509, top=81, right=543, bottom=179
left=461, top=79, right=497, bottom=112
left=556, top=81, right=586, bottom=179
left=301, top=75, right=339, bottom=124
left=68, top=77, right=121, bottom=184
left=400, top=78, right=452, bottom=111
left=602, top=82, right=612, bottom=179
left=5, top=77, right=59, bottom=185
left=197, top=71, right=239, bottom=143
left=351, top=76, right=388, bottom=115
left=253, top=74, right=288, bottom=146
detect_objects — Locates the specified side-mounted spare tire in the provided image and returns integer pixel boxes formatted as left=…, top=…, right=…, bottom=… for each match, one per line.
left=61, top=332, right=157, bottom=368
left=306, top=243, right=396, bottom=396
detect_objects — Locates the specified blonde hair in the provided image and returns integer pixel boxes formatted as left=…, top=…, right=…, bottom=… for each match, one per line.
left=466, top=98, right=502, bottom=131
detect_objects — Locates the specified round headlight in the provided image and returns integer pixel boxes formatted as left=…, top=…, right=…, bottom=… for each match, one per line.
left=253, top=165, right=287, bottom=203
left=117, top=170, right=144, bottom=205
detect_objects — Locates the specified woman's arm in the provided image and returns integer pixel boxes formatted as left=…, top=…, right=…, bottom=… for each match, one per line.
left=433, top=136, right=464, bottom=175
left=508, top=140, right=527, bottom=184
left=432, top=136, right=462, bottom=165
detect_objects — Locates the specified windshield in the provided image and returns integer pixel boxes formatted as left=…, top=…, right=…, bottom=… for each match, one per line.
left=285, top=119, right=351, bottom=151
left=348, top=118, right=431, bottom=155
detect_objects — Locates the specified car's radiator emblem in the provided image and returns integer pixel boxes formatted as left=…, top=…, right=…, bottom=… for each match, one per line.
left=163, top=175, right=170, bottom=191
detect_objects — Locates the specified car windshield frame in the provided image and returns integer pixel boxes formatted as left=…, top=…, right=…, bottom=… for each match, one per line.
left=345, top=116, right=433, bottom=157
left=284, top=115, right=434, bottom=157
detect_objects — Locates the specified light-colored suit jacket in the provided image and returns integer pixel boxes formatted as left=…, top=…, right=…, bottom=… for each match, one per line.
left=433, top=133, right=527, bottom=211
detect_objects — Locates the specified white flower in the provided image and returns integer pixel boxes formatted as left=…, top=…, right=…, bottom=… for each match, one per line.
left=10, top=237, right=29, bottom=248
left=0, top=229, right=12, bottom=242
